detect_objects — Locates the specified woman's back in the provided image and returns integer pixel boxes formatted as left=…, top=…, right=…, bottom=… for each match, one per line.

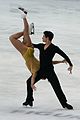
left=22, top=47, right=40, bottom=74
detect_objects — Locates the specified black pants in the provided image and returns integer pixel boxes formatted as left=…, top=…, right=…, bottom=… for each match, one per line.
left=26, top=69, right=67, bottom=107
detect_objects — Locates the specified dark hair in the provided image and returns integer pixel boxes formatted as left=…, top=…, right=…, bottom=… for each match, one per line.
left=43, top=31, right=54, bottom=41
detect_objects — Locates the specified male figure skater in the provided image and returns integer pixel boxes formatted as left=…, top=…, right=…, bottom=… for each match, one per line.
left=23, top=30, right=73, bottom=110
left=19, top=7, right=73, bottom=110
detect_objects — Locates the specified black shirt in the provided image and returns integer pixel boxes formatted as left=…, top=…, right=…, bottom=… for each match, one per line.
left=33, top=43, right=73, bottom=72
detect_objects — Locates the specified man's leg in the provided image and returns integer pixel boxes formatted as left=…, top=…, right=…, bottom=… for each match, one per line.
left=23, top=71, right=42, bottom=106
left=47, top=70, right=73, bottom=109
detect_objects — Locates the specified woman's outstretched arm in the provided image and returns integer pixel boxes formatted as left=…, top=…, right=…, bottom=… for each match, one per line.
left=52, top=59, right=67, bottom=64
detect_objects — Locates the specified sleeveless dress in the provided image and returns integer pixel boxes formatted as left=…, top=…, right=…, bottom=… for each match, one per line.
left=22, top=47, right=40, bottom=74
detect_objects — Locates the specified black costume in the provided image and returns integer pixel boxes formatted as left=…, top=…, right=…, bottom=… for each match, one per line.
left=25, top=43, right=73, bottom=108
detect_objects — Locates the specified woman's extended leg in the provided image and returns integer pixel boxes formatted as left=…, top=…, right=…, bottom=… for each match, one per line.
left=21, top=10, right=32, bottom=46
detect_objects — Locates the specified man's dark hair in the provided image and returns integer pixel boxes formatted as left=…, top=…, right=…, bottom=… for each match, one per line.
left=43, top=31, right=54, bottom=41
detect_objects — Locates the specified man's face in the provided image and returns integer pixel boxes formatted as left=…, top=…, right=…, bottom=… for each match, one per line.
left=42, top=34, right=47, bottom=42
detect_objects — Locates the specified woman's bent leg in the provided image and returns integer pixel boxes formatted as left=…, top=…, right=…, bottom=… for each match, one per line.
left=23, top=71, right=42, bottom=106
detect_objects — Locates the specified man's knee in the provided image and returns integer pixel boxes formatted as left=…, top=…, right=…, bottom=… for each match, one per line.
left=26, top=77, right=31, bottom=84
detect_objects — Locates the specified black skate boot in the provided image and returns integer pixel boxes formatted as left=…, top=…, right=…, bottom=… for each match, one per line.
left=63, top=102, right=73, bottom=110
left=23, top=98, right=34, bottom=107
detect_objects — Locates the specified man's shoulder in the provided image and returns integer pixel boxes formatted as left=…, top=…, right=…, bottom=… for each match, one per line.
left=38, top=43, right=45, bottom=47
left=51, top=44, right=60, bottom=51
left=34, top=43, right=44, bottom=45
left=32, top=43, right=44, bottom=49
left=39, top=43, right=44, bottom=45
left=51, top=43, right=58, bottom=48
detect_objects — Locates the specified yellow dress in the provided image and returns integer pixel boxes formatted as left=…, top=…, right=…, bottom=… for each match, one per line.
left=22, top=47, right=40, bottom=74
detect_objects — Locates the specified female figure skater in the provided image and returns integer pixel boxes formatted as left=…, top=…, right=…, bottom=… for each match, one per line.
left=9, top=8, right=66, bottom=90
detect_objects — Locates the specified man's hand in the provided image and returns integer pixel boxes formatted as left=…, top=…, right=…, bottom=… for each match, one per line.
left=68, top=65, right=73, bottom=74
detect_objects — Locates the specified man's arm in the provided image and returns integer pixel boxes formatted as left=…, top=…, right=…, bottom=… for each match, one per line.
left=32, top=43, right=42, bottom=49
left=55, top=46, right=73, bottom=74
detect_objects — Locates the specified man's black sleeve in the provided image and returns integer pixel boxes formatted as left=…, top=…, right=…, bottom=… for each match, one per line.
left=55, top=46, right=73, bottom=66
left=32, top=43, right=42, bottom=49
